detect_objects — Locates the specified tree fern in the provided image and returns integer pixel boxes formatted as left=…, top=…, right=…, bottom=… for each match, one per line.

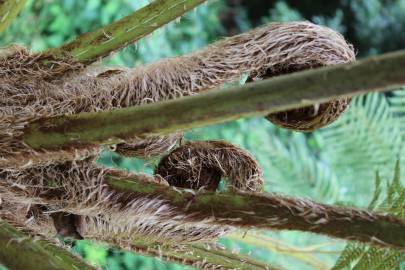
left=201, top=91, right=405, bottom=269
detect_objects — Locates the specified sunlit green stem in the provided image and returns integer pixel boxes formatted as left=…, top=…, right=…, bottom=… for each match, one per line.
left=0, top=0, right=27, bottom=33
left=123, top=241, right=281, bottom=270
left=48, top=0, right=207, bottom=63
left=0, top=221, right=94, bottom=270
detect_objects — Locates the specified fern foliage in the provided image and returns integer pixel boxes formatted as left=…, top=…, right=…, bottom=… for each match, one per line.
left=316, top=89, right=405, bottom=206
left=331, top=161, right=405, bottom=270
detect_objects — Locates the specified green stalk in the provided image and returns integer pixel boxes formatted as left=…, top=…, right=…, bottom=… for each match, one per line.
left=48, top=0, right=207, bottom=63
left=106, top=175, right=405, bottom=250
left=0, top=0, right=27, bottom=33
left=22, top=49, right=405, bottom=150
left=0, top=221, right=94, bottom=270
left=227, top=233, right=332, bottom=270
left=124, top=241, right=282, bottom=270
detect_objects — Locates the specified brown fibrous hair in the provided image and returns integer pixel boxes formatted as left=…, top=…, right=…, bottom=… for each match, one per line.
left=156, top=140, right=264, bottom=192
left=0, top=159, right=233, bottom=245
left=0, top=21, right=355, bottom=247
left=0, top=21, right=354, bottom=169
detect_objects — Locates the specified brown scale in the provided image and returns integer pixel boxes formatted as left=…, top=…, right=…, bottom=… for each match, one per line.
left=266, top=99, right=350, bottom=132
left=0, top=22, right=355, bottom=170
left=155, top=140, right=264, bottom=192
left=157, top=155, right=222, bottom=191
left=249, top=64, right=351, bottom=132
left=0, top=21, right=356, bottom=245
left=115, top=133, right=182, bottom=159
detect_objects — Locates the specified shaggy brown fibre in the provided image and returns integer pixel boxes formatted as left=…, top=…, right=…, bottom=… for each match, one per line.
left=0, top=140, right=263, bottom=244
left=0, top=21, right=356, bottom=252
left=0, top=21, right=354, bottom=169
left=114, top=133, right=182, bottom=159
left=156, top=141, right=264, bottom=192
left=0, top=159, right=233, bottom=244
left=266, top=98, right=352, bottom=131
left=241, top=23, right=356, bottom=131
left=0, top=44, right=84, bottom=83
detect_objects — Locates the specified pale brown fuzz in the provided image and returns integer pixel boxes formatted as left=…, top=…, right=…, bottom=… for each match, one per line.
left=0, top=159, right=233, bottom=245
left=241, top=23, right=356, bottom=131
left=156, top=140, right=264, bottom=192
left=0, top=21, right=355, bottom=248
left=115, top=133, right=182, bottom=159
left=0, top=21, right=354, bottom=168
left=266, top=98, right=352, bottom=132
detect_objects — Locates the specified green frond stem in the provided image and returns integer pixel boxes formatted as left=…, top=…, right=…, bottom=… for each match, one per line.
left=22, top=49, right=405, bottom=150
left=47, top=0, right=207, bottom=63
left=227, top=233, right=333, bottom=270
left=0, top=0, right=27, bottom=33
left=106, top=175, right=405, bottom=250
left=124, top=241, right=281, bottom=270
left=0, top=221, right=95, bottom=270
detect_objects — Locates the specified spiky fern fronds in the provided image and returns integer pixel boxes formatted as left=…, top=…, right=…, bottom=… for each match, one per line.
left=316, top=89, right=405, bottom=206
left=331, top=161, right=405, bottom=270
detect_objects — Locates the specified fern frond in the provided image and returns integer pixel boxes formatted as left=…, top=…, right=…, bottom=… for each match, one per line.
left=369, top=171, right=383, bottom=209
left=331, top=244, right=366, bottom=270
left=332, top=162, right=405, bottom=270
left=261, top=130, right=341, bottom=202
left=317, top=91, right=405, bottom=206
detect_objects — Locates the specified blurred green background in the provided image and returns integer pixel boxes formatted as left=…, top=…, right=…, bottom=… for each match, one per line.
left=1, top=0, right=405, bottom=269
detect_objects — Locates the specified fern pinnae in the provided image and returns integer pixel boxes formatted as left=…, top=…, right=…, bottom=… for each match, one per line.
left=368, top=171, right=383, bottom=210
left=318, top=93, right=404, bottom=205
left=331, top=244, right=366, bottom=270
left=332, top=162, right=405, bottom=270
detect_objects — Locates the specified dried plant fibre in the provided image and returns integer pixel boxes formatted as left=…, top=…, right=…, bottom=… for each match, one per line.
left=266, top=100, right=351, bottom=131
left=2, top=145, right=404, bottom=250
left=114, top=133, right=182, bottom=159
left=0, top=21, right=354, bottom=169
left=156, top=140, right=264, bottom=192
left=0, top=141, right=262, bottom=244
left=243, top=23, right=356, bottom=131
left=0, top=20, right=357, bottom=251
left=0, top=159, right=233, bottom=245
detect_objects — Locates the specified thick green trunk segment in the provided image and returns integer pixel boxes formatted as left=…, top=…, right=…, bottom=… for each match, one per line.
left=0, top=0, right=27, bottom=33
left=124, top=240, right=282, bottom=270
left=106, top=176, right=405, bottom=250
left=22, top=49, right=405, bottom=150
left=48, top=0, right=207, bottom=63
left=0, top=221, right=94, bottom=270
